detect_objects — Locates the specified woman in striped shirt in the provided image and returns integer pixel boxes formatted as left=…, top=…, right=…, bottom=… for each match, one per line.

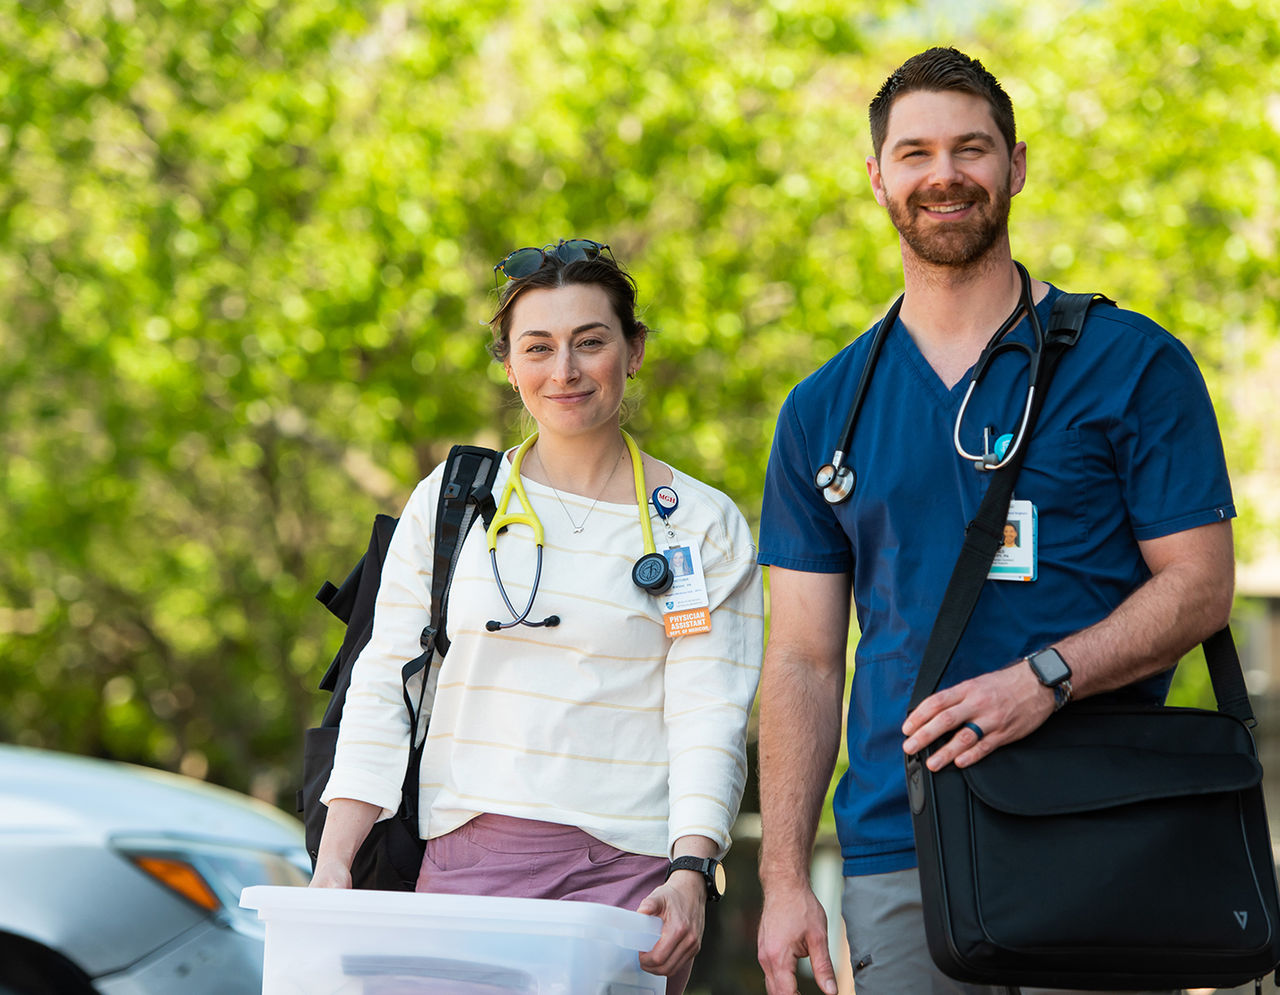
left=313, top=240, right=763, bottom=992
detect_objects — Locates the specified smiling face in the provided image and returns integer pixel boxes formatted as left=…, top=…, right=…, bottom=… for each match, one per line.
left=503, top=283, right=644, bottom=445
left=868, top=89, right=1026, bottom=270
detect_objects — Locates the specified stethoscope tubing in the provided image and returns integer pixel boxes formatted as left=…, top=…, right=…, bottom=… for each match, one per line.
left=485, top=431, right=662, bottom=629
left=487, top=545, right=550, bottom=629
left=952, top=262, right=1043, bottom=471
left=814, top=293, right=906, bottom=504
left=816, top=261, right=1042, bottom=504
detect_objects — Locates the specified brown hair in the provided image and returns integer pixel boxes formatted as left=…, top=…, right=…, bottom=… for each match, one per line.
left=487, top=253, right=650, bottom=362
left=869, top=47, right=1016, bottom=160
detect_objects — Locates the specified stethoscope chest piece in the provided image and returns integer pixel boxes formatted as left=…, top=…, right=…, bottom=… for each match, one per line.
left=632, top=552, right=674, bottom=594
left=814, top=462, right=856, bottom=505
left=811, top=292, right=905, bottom=507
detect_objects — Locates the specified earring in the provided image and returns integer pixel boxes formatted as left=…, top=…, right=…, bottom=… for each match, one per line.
left=627, top=370, right=636, bottom=380
left=512, top=383, right=520, bottom=393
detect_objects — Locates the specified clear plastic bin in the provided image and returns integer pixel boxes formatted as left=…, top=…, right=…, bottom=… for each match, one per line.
left=240, top=885, right=666, bottom=995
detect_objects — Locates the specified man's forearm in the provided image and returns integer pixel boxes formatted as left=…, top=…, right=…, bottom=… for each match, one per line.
left=1054, top=522, right=1234, bottom=700
left=757, top=647, right=845, bottom=888
left=903, top=521, right=1235, bottom=770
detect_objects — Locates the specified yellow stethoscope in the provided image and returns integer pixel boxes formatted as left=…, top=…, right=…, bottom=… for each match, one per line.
left=483, top=432, right=673, bottom=632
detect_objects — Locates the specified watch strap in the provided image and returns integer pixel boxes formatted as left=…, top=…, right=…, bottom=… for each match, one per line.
left=666, top=855, right=723, bottom=902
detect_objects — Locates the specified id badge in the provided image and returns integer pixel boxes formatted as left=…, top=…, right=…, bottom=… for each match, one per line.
left=988, top=499, right=1037, bottom=582
left=661, top=543, right=712, bottom=636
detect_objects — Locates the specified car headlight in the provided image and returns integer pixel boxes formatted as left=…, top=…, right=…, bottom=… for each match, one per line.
left=113, top=836, right=311, bottom=935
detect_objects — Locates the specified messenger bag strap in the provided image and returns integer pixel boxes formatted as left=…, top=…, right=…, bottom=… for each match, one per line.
left=907, top=292, right=1254, bottom=728
left=907, top=292, right=1109, bottom=712
left=1203, top=626, right=1255, bottom=726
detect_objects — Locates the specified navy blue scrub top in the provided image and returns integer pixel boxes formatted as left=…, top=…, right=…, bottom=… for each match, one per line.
left=758, top=285, right=1235, bottom=876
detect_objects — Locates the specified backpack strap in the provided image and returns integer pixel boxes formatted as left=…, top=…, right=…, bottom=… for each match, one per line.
left=399, top=445, right=501, bottom=714
left=394, top=446, right=500, bottom=829
left=430, top=445, right=501, bottom=656
left=396, top=445, right=501, bottom=706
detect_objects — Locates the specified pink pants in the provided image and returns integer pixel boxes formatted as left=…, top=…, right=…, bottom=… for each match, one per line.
left=416, top=814, right=692, bottom=995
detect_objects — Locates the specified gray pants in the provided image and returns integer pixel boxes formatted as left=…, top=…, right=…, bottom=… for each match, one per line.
left=841, top=869, right=1182, bottom=995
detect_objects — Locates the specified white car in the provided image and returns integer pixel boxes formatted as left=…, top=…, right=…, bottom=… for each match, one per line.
left=0, top=744, right=310, bottom=994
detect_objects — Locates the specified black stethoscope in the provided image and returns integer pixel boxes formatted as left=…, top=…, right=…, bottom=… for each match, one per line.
left=484, top=432, right=674, bottom=631
left=815, top=262, right=1045, bottom=505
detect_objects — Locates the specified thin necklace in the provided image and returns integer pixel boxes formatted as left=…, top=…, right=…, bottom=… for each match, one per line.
left=535, top=444, right=626, bottom=535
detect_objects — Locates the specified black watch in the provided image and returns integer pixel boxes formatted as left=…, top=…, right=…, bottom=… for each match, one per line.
left=666, top=856, right=725, bottom=903
left=1027, top=647, right=1073, bottom=712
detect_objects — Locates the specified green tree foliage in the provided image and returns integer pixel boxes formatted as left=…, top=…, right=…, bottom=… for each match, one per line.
left=1, top=0, right=1276, bottom=807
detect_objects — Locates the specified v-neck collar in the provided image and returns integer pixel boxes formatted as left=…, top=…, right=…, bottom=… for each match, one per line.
left=884, top=287, right=1060, bottom=408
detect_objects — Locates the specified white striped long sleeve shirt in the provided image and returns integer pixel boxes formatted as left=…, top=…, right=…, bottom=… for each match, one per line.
left=322, top=453, right=764, bottom=859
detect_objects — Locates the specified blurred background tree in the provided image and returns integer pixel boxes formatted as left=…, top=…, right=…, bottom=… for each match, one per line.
left=1, top=0, right=1277, bottom=820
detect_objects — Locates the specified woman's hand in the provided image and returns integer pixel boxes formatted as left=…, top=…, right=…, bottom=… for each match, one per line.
left=636, top=870, right=706, bottom=977
left=308, top=858, right=353, bottom=889
left=307, top=798, right=381, bottom=889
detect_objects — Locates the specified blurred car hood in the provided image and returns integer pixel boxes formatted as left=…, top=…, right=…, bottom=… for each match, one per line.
left=0, top=744, right=302, bottom=849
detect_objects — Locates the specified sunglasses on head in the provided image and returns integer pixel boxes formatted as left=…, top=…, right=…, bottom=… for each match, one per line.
left=493, top=239, right=612, bottom=281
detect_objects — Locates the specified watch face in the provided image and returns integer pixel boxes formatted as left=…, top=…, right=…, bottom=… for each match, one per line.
left=1030, top=649, right=1071, bottom=686
left=712, top=860, right=727, bottom=896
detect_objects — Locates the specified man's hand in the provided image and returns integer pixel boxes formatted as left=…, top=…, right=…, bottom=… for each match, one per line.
left=902, top=660, right=1053, bottom=770
left=757, top=882, right=839, bottom=995
left=637, top=873, right=705, bottom=977
left=903, top=522, right=1236, bottom=772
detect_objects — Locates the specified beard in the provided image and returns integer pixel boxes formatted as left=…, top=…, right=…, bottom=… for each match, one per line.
left=885, top=175, right=1012, bottom=268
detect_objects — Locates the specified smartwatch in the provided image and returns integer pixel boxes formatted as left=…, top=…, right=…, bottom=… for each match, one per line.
left=666, top=856, right=726, bottom=903
left=1027, top=647, right=1073, bottom=712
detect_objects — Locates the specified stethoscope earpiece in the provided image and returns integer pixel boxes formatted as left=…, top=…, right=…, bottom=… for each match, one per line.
left=486, top=613, right=560, bottom=631
left=632, top=552, right=674, bottom=595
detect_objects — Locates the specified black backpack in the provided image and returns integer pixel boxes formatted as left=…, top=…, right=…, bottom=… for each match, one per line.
left=297, top=445, right=500, bottom=890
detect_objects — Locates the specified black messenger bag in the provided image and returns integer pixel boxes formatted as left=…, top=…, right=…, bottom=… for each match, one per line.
left=906, top=292, right=1280, bottom=990
left=909, top=651, right=1280, bottom=990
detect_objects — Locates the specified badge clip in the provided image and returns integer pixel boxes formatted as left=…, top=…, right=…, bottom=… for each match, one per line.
left=651, top=486, right=678, bottom=523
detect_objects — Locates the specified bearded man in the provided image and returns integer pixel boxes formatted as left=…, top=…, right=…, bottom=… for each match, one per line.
left=754, top=47, right=1234, bottom=995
